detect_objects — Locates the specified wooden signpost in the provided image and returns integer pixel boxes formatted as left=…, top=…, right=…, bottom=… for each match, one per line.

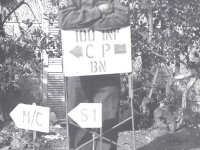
left=62, top=27, right=135, bottom=150
left=10, top=103, right=50, bottom=133
left=68, top=103, right=102, bottom=128
left=10, top=103, right=50, bottom=150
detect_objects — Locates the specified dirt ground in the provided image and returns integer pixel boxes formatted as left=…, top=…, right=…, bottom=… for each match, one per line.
left=1, top=121, right=200, bottom=150
left=118, top=127, right=200, bottom=150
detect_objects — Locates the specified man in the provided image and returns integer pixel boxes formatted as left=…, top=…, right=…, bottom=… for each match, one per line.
left=58, top=0, right=130, bottom=30
left=58, top=0, right=130, bottom=150
left=67, top=75, right=120, bottom=150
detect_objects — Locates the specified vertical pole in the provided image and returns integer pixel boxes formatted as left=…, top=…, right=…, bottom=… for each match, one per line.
left=148, top=67, right=159, bottom=101
left=32, top=103, right=36, bottom=150
left=100, top=101, right=103, bottom=150
left=147, top=8, right=153, bottom=43
left=92, top=131, right=95, bottom=150
left=0, top=0, right=3, bottom=36
left=64, top=77, right=70, bottom=150
left=100, top=127, right=102, bottom=150
left=129, top=3, right=135, bottom=147
left=33, top=130, right=36, bottom=150
left=128, top=75, right=136, bottom=150
left=37, top=0, right=44, bottom=30
left=42, top=51, right=48, bottom=106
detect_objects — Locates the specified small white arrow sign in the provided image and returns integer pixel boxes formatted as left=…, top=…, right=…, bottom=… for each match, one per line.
left=68, top=103, right=102, bottom=128
left=10, top=103, right=50, bottom=133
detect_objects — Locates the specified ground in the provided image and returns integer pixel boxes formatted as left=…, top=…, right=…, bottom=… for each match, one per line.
left=118, top=127, right=200, bottom=150
left=1, top=121, right=200, bottom=150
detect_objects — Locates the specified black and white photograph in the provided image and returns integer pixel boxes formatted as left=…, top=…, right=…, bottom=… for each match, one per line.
left=0, top=0, right=200, bottom=150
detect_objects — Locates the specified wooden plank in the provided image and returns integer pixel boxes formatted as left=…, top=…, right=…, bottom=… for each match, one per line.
left=48, top=81, right=63, bottom=83
left=48, top=93, right=63, bottom=95
left=47, top=89, right=63, bottom=93
left=47, top=86, right=63, bottom=88
left=47, top=100, right=64, bottom=103
left=49, top=62, right=62, bottom=64
left=47, top=93, right=63, bottom=96
left=47, top=102, right=64, bottom=105
left=48, top=30, right=59, bottom=32
left=47, top=90, right=63, bottom=92
left=48, top=87, right=63, bottom=90
left=49, top=60, right=62, bottom=62
left=48, top=76, right=63, bottom=78
left=48, top=89, right=63, bottom=91
left=49, top=61, right=62, bottom=63
left=47, top=98, right=64, bottom=101
left=47, top=24, right=64, bottom=119
left=47, top=81, right=63, bottom=84
left=47, top=95, right=63, bottom=98
left=49, top=59, right=62, bottom=60
left=47, top=103, right=64, bottom=106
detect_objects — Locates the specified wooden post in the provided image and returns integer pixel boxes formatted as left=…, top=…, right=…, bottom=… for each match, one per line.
left=0, top=0, right=3, bottom=36
left=37, top=0, right=44, bottom=30
left=148, top=67, right=159, bottom=101
left=64, top=77, right=70, bottom=150
left=100, top=101, right=103, bottom=150
left=128, top=75, right=136, bottom=150
left=100, top=127, right=102, bottom=150
left=92, top=131, right=96, bottom=150
left=147, top=8, right=153, bottom=43
left=42, top=51, right=48, bottom=106
left=32, top=103, right=37, bottom=150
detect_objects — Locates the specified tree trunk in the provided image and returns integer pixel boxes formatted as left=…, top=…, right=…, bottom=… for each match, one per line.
left=148, top=66, right=159, bottom=101
left=148, top=8, right=153, bottom=43
left=143, top=7, right=154, bottom=99
left=176, top=77, right=197, bottom=128
left=0, top=0, right=4, bottom=37
left=175, top=53, right=180, bottom=75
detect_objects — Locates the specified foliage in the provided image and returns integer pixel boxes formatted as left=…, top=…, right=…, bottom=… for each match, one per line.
left=0, top=1, right=61, bottom=89
left=1, top=0, right=200, bottom=129
left=120, top=0, right=200, bottom=129
left=131, top=0, right=200, bottom=69
left=17, top=75, right=41, bottom=104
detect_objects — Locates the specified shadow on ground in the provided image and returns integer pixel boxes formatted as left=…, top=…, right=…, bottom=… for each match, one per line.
left=137, top=127, right=200, bottom=150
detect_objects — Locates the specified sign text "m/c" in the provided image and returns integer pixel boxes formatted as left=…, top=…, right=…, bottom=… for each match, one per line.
left=23, top=110, right=43, bottom=126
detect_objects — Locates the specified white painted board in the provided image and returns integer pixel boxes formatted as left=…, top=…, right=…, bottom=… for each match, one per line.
left=68, top=103, right=102, bottom=128
left=62, top=26, right=132, bottom=76
left=10, top=103, right=50, bottom=133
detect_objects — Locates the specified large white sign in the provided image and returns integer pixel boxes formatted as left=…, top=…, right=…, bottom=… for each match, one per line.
left=10, top=104, right=50, bottom=133
left=68, top=103, right=102, bottom=128
left=62, top=27, right=132, bottom=76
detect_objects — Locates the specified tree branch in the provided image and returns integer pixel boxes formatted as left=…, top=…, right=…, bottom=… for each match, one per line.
left=176, top=77, right=197, bottom=128
left=172, top=69, right=196, bottom=84
left=151, top=50, right=172, bottom=59
left=152, top=0, right=159, bottom=8
left=141, top=68, right=155, bottom=76
left=148, top=66, right=159, bottom=100
left=3, top=1, right=41, bottom=28
left=150, top=50, right=187, bottom=66
left=2, top=1, right=25, bottom=26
